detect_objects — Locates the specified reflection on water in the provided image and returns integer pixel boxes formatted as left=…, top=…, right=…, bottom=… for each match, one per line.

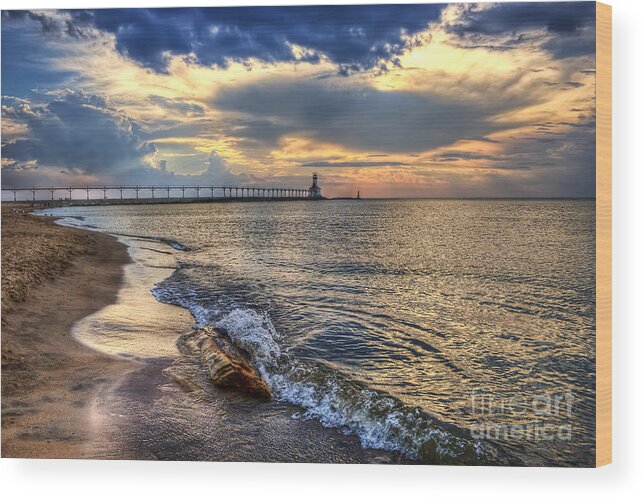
left=44, top=199, right=595, bottom=466
left=72, top=239, right=191, bottom=359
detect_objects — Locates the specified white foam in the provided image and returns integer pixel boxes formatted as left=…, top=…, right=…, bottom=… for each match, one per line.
left=216, top=308, right=282, bottom=365
left=152, top=279, right=490, bottom=463
left=151, top=286, right=219, bottom=328
left=263, top=369, right=478, bottom=461
left=212, top=306, right=486, bottom=461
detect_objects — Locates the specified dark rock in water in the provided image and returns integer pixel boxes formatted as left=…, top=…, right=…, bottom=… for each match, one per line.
left=177, top=327, right=271, bottom=398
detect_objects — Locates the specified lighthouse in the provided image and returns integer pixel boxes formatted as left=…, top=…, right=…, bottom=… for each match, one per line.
left=309, top=173, right=322, bottom=199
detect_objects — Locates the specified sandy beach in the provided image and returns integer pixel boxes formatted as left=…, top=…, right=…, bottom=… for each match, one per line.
left=1, top=206, right=134, bottom=458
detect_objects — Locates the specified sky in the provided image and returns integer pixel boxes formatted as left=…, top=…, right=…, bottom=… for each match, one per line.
left=1, top=3, right=597, bottom=198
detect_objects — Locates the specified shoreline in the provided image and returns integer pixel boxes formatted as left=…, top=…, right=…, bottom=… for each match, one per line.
left=2, top=202, right=591, bottom=465
left=1, top=207, right=136, bottom=458
left=2, top=206, right=404, bottom=463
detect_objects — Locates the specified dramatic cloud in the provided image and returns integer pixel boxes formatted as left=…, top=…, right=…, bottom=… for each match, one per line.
left=2, top=90, right=156, bottom=175
left=1, top=9, right=99, bottom=39
left=223, top=118, right=296, bottom=149
left=213, top=79, right=530, bottom=154
left=445, top=2, right=596, bottom=59
left=5, top=6, right=444, bottom=74
left=1, top=4, right=597, bottom=197
left=1, top=90, right=255, bottom=187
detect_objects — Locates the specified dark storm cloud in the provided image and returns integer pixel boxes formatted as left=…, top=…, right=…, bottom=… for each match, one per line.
left=448, top=2, right=595, bottom=37
left=446, top=2, right=596, bottom=59
left=2, top=89, right=156, bottom=174
left=225, top=119, right=295, bottom=147
left=5, top=5, right=444, bottom=74
left=511, top=126, right=595, bottom=194
left=212, top=80, right=529, bottom=154
left=424, top=122, right=595, bottom=184
left=540, top=34, right=596, bottom=60
left=1, top=10, right=95, bottom=39
left=511, top=126, right=594, bottom=176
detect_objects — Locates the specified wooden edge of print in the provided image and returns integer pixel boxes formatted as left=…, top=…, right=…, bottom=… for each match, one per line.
left=595, top=1, right=612, bottom=468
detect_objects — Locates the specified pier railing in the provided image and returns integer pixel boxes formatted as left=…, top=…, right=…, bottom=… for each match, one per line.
left=1, top=185, right=311, bottom=202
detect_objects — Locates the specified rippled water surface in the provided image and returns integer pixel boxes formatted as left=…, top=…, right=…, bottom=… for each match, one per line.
left=43, top=199, right=595, bottom=466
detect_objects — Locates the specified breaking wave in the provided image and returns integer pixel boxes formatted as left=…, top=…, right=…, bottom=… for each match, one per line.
left=152, top=277, right=502, bottom=465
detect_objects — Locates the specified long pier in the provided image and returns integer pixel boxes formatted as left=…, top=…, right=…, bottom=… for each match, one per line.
left=1, top=185, right=311, bottom=202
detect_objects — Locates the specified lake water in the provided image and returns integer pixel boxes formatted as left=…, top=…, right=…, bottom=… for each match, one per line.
left=41, top=199, right=596, bottom=466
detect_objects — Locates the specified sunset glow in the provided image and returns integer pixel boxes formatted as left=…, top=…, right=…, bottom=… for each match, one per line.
left=2, top=4, right=597, bottom=197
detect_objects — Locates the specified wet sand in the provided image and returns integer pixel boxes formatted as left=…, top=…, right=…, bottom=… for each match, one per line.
left=1, top=206, right=136, bottom=458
